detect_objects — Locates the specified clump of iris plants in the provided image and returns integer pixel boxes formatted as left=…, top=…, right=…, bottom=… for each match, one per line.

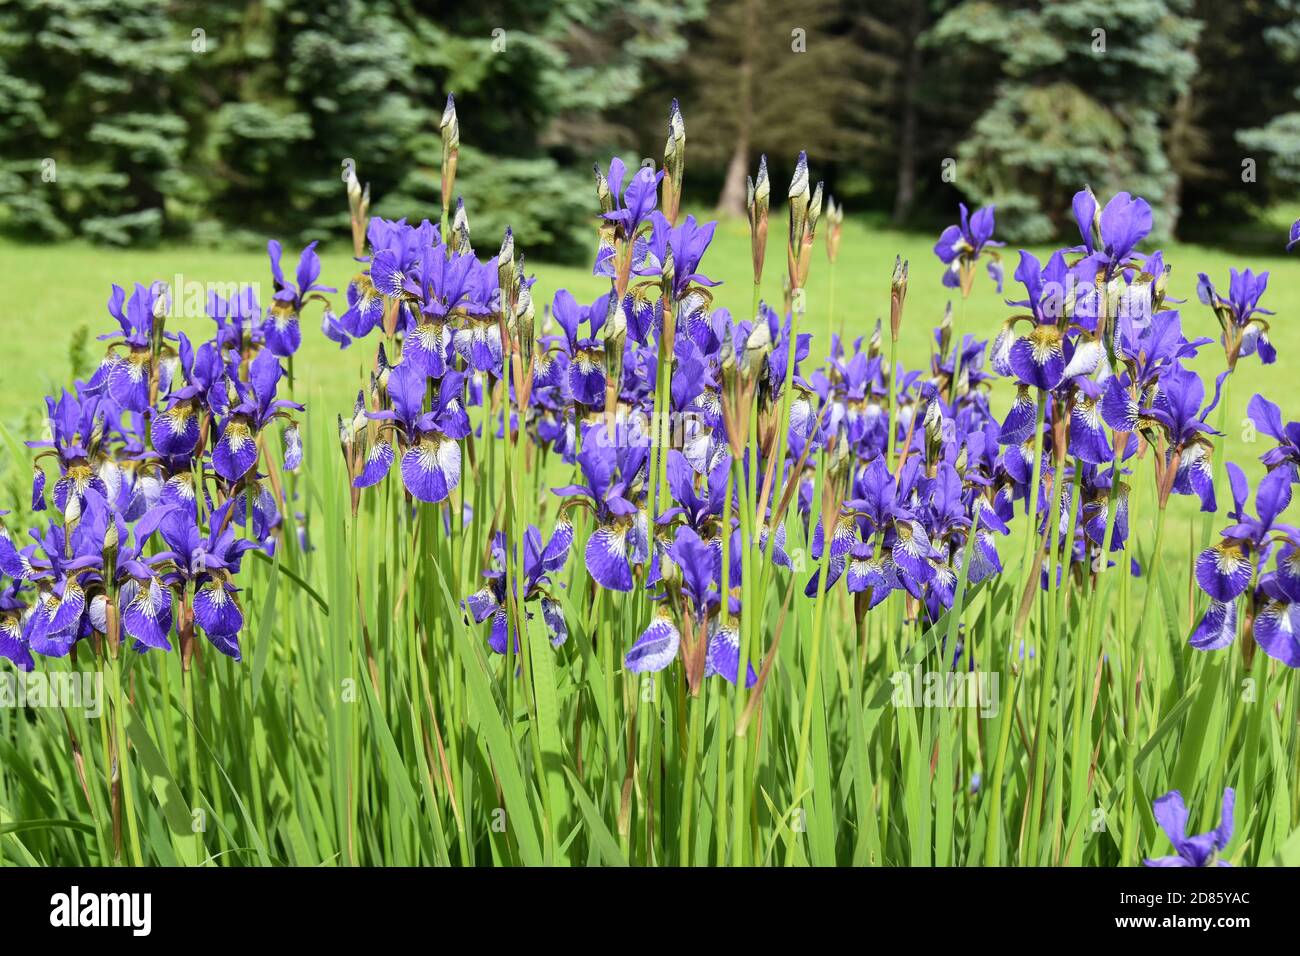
left=2, top=248, right=322, bottom=672
left=0, top=246, right=323, bottom=863
left=319, top=95, right=1299, bottom=869
left=6, top=93, right=1298, bottom=870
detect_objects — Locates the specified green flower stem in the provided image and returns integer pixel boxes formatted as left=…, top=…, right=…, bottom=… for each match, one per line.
left=1024, top=446, right=1068, bottom=864
left=730, top=447, right=756, bottom=865
left=986, top=391, right=1046, bottom=864
left=107, top=634, right=143, bottom=867
left=791, top=448, right=833, bottom=849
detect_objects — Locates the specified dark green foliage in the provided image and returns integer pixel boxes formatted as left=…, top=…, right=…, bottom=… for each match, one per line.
left=0, top=0, right=1296, bottom=250
left=1234, top=1, right=1300, bottom=191
left=0, top=0, right=699, bottom=258
left=0, top=0, right=197, bottom=243
left=928, top=0, right=1200, bottom=242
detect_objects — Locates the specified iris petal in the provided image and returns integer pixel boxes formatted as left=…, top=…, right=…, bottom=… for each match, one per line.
left=1194, top=543, right=1252, bottom=602
left=624, top=612, right=680, bottom=673
left=1189, top=599, right=1237, bottom=651
left=586, top=523, right=633, bottom=592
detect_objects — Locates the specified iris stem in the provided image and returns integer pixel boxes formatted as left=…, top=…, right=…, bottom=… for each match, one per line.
left=791, top=448, right=833, bottom=853
left=1024, top=444, right=1068, bottom=864
left=108, top=636, right=143, bottom=867
left=986, top=390, right=1046, bottom=864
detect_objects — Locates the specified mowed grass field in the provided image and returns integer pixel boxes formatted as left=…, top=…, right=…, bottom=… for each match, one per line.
left=2, top=212, right=1297, bottom=533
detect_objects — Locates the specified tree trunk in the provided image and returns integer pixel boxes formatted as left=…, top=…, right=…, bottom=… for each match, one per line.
left=717, top=133, right=750, bottom=218
left=892, top=0, right=927, bottom=224
left=716, top=0, right=755, bottom=218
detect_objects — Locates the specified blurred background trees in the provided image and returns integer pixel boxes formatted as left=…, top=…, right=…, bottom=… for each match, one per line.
left=0, top=0, right=1295, bottom=256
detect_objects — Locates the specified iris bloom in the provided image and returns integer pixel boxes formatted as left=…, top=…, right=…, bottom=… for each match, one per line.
left=151, top=332, right=224, bottom=459
left=1246, top=393, right=1300, bottom=481
left=266, top=240, right=336, bottom=356
left=466, top=524, right=573, bottom=654
left=1253, top=538, right=1300, bottom=667
left=90, top=282, right=165, bottom=412
left=551, top=290, right=609, bottom=408
left=552, top=423, right=650, bottom=592
left=1156, top=366, right=1229, bottom=511
left=212, top=349, right=304, bottom=482
left=353, top=360, right=469, bottom=504
left=933, top=203, right=1002, bottom=295
left=1144, top=788, right=1234, bottom=867
left=593, top=157, right=663, bottom=280
left=0, top=580, right=32, bottom=672
left=1198, top=268, right=1275, bottom=367
left=28, top=386, right=112, bottom=514
left=1072, top=189, right=1152, bottom=278
left=1191, top=464, right=1292, bottom=651
left=153, top=499, right=261, bottom=660
left=998, top=251, right=1070, bottom=391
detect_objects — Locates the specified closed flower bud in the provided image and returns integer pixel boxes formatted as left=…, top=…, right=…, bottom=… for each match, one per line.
left=351, top=389, right=367, bottom=435
left=440, top=93, right=460, bottom=217
left=807, top=182, right=824, bottom=239
left=753, top=154, right=770, bottom=210
left=662, top=99, right=686, bottom=223
left=825, top=197, right=844, bottom=264
left=440, top=93, right=459, bottom=150
left=787, top=152, right=811, bottom=290
left=498, top=227, right=515, bottom=282
left=103, top=514, right=119, bottom=556
left=660, top=244, right=675, bottom=299
left=741, top=320, right=772, bottom=379
left=748, top=155, right=770, bottom=285
left=890, top=255, right=909, bottom=341
left=452, top=198, right=471, bottom=255
left=594, top=163, right=613, bottom=214
left=788, top=151, right=809, bottom=204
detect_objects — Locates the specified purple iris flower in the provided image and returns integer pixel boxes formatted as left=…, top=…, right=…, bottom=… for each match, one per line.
left=212, top=348, right=304, bottom=482
left=659, top=450, right=729, bottom=536
left=411, top=248, right=498, bottom=376
left=1191, top=464, right=1292, bottom=651
left=1253, top=539, right=1300, bottom=667
left=1247, top=393, right=1300, bottom=479
left=6, top=512, right=104, bottom=658
left=1072, top=189, right=1152, bottom=275
left=153, top=499, right=261, bottom=660
left=599, top=159, right=661, bottom=238
left=0, top=580, right=33, bottom=672
left=108, top=503, right=178, bottom=653
left=1157, top=366, right=1229, bottom=511
left=551, top=290, right=608, bottom=408
left=1198, top=268, right=1276, bottom=365
left=353, top=360, right=469, bottom=504
left=1144, top=788, right=1234, bottom=867
left=1002, top=251, right=1069, bottom=390
left=552, top=423, right=650, bottom=592
left=1107, top=308, right=1210, bottom=399
left=266, top=240, right=336, bottom=356
left=466, top=524, right=573, bottom=655
left=89, top=282, right=166, bottom=412
left=151, top=332, right=223, bottom=459
left=627, top=525, right=710, bottom=674
left=639, top=213, right=720, bottom=300
left=1288, top=218, right=1300, bottom=252
left=208, top=286, right=264, bottom=354
left=26, top=386, right=112, bottom=514
left=933, top=203, right=1002, bottom=293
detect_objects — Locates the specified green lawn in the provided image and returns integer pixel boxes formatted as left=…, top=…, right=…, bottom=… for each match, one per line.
left=3, top=213, right=1297, bottom=500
